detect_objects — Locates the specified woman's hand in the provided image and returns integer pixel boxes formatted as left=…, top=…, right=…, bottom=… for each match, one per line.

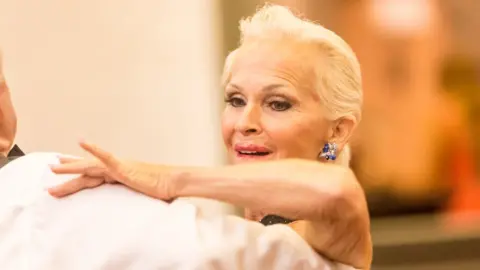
left=49, top=141, right=175, bottom=200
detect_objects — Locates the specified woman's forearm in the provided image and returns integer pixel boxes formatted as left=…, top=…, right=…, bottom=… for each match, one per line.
left=172, top=159, right=357, bottom=221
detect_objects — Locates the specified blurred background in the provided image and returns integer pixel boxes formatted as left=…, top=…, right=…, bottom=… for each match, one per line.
left=0, top=0, right=479, bottom=268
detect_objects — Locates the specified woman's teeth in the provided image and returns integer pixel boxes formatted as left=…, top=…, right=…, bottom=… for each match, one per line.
left=238, top=151, right=269, bottom=156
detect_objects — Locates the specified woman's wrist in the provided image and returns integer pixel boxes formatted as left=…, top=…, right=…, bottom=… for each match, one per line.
left=168, top=166, right=191, bottom=199
left=168, top=165, right=211, bottom=199
left=169, top=165, right=262, bottom=209
left=169, top=166, right=222, bottom=200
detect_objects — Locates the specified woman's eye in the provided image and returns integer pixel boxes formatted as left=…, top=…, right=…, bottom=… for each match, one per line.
left=226, top=97, right=246, bottom=107
left=269, top=101, right=291, bottom=111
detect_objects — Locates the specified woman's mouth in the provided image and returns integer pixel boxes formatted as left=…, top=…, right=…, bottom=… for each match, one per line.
left=234, top=144, right=273, bottom=159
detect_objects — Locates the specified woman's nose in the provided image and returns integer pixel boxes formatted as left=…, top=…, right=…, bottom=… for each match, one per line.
left=235, top=106, right=262, bottom=136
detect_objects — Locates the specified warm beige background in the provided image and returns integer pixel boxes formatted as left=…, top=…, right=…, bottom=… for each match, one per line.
left=0, top=0, right=235, bottom=215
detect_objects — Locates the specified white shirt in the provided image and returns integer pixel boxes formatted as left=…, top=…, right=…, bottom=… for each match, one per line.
left=0, top=153, right=353, bottom=270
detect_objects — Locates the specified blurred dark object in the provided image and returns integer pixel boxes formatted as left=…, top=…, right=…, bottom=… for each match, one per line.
left=350, top=149, right=451, bottom=218
left=260, top=215, right=294, bottom=226
left=8, top=144, right=24, bottom=157
left=371, top=214, right=480, bottom=270
left=367, top=189, right=449, bottom=218
left=441, top=56, right=480, bottom=171
left=441, top=57, right=480, bottom=90
left=440, top=56, right=480, bottom=216
left=1, top=144, right=24, bottom=169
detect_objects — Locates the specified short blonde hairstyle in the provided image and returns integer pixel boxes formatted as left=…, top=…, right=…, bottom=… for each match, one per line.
left=222, top=4, right=363, bottom=167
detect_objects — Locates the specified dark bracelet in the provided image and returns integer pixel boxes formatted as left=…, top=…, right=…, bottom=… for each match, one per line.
left=260, top=214, right=295, bottom=226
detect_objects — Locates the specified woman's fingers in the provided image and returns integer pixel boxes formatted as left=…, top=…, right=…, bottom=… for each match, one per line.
left=48, top=142, right=121, bottom=198
left=58, top=156, right=82, bottom=164
left=50, top=160, right=104, bottom=176
left=79, top=141, right=121, bottom=170
left=48, top=176, right=104, bottom=198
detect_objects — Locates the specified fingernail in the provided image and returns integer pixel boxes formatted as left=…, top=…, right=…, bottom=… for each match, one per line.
left=79, top=138, right=88, bottom=144
left=47, top=188, right=59, bottom=197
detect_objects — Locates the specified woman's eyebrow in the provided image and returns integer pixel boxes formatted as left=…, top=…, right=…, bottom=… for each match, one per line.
left=227, top=83, right=286, bottom=92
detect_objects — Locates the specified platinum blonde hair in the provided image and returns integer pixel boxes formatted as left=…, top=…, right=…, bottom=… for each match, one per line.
left=222, top=4, right=363, bottom=167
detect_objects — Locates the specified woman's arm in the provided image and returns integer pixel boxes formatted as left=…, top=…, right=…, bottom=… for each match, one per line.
left=172, top=159, right=372, bottom=269
left=49, top=143, right=371, bottom=269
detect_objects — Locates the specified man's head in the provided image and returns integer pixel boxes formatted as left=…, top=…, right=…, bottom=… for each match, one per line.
left=221, top=4, right=362, bottom=167
left=0, top=50, right=18, bottom=156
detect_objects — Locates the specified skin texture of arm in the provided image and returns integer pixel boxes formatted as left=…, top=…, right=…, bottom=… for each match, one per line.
left=172, top=158, right=372, bottom=269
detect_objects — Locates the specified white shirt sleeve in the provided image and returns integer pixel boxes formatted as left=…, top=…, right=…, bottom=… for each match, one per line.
left=0, top=153, right=355, bottom=270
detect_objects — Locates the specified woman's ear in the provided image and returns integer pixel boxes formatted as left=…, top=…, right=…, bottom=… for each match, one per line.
left=328, top=116, right=356, bottom=151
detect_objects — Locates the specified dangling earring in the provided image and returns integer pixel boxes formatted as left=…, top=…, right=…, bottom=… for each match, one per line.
left=319, top=142, right=337, bottom=161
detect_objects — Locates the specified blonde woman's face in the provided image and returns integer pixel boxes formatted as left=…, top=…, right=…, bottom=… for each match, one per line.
left=221, top=42, right=331, bottom=165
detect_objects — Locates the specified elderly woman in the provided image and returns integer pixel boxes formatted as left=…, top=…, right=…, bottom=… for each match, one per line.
left=49, top=5, right=371, bottom=269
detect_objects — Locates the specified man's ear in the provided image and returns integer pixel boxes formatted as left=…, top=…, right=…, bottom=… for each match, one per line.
left=328, top=116, right=356, bottom=152
left=0, top=50, right=17, bottom=156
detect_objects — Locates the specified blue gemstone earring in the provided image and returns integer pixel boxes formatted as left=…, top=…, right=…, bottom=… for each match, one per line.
left=319, top=142, right=337, bottom=161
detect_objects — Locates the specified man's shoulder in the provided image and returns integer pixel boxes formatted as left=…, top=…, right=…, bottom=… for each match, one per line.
left=0, top=145, right=23, bottom=169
